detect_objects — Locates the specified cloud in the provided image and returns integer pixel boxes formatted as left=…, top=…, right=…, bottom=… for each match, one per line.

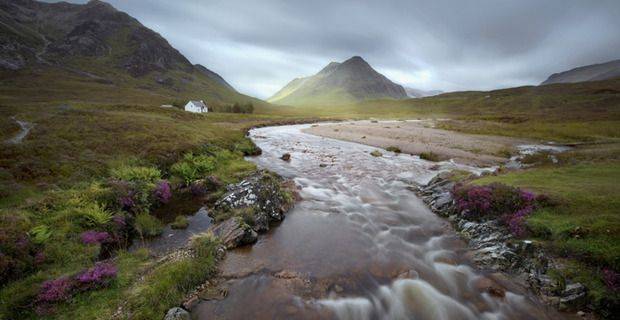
left=44, top=0, right=620, bottom=98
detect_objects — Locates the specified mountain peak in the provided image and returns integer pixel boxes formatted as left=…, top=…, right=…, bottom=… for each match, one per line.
left=268, top=57, right=407, bottom=106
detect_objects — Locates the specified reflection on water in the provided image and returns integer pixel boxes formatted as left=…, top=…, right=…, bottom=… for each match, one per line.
left=193, top=124, right=563, bottom=320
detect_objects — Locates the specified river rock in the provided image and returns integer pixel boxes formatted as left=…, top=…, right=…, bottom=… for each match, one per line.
left=164, top=307, right=190, bottom=320
left=213, top=170, right=295, bottom=233
left=281, top=153, right=291, bottom=161
left=207, top=217, right=257, bottom=249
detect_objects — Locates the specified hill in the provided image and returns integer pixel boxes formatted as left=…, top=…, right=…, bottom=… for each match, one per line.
left=541, top=59, right=620, bottom=85
left=0, top=0, right=261, bottom=107
left=404, top=87, right=443, bottom=98
left=268, top=56, right=407, bottom=106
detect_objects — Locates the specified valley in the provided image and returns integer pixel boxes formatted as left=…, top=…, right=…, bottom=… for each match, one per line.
left=1, top=1, right=619, bottom=320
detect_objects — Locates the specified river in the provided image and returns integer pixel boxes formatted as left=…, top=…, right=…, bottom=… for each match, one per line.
left=192, top=123, right=563, bottom=319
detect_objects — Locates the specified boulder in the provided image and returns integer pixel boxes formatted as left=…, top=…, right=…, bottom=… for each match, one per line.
left=207, top=217, right=257, bottom=249
left=213, top=171, right=295, bottom=233
left=164, top=307, right=190, bottom=320
left=281, top=153, right=291, bottom=161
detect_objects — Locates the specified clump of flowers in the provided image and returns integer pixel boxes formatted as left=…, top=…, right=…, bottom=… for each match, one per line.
left=80, top=230, right=110, bottom=245
left=37, top=277, right=74, bottom=304
left=452, top=183, right=538, bottom=237
left=0, top=215, right=45, bottom=286
left=35, top=262, right=118, bottom=314
left=602, top=268, right=619, bottom=291
left=75, top=262, right=117, bottom=289
left=153, top=180, right=172, bottom=204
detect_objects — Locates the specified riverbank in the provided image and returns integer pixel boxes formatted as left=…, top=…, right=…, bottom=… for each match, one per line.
left=303, top=120, right=530, bottom=166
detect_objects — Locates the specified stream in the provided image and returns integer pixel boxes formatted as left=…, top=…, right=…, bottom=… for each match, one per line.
left=192, top=123, right=563, bottom=319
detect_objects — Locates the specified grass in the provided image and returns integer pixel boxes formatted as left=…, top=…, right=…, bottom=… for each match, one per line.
left=474, top=163, right=620, bottom=269
left=472, top=163, right=620, bottom=311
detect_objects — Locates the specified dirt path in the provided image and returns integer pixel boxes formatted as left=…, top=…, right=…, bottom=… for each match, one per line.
left=303, top=120, right=531, bottom=166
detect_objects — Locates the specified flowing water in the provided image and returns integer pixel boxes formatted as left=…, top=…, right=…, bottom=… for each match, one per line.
left=193, top=123, right=564, bottom=320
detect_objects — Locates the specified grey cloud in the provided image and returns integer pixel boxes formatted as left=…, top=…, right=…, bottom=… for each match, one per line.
left=45, top=0, right=620, bottom=97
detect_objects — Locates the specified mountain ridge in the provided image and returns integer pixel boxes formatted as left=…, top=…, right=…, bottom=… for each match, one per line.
left=0, top=0, right=259, bottom=106
left=268, top=56, right=407, bottom=106
left=541, top=59, right=620, bottom=85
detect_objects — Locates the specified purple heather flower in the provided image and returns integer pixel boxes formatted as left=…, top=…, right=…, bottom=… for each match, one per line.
left=75, top=262, right=117, bottom=289
left=34, top=251, right=46, bottom=265
left=80, top=230, right=111, bottom=244
left=154, top=180, right=172, bottom=203
left=119, top=194, right=135, bottom=210
left=37, top=277, right=74, bottom=303
left=113, top=215, right=126, bottom=227
left=602, top=268, right=619, bottom=291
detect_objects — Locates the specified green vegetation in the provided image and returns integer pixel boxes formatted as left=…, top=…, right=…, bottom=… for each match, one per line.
left=386, top=146, right=402, bottom=153
left=123, top=234, right=219, bottom=319
left=171, top=215, right=189, bottom=229
left=473, top=163, right=620, bottom=311
left=370, top=150, right=383, bottom=157
left=419, top=151, right=440, bottom=162
left=135, top=213, right=164, bottom=239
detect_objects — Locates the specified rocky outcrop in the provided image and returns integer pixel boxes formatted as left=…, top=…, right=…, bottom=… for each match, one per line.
left=164, top=307, right=190, bottom=320
left=212, top=170, right=295, bottom=234
left=207, top=217, right=257, bottom=249
left=415, top=172, right=588, bottom=311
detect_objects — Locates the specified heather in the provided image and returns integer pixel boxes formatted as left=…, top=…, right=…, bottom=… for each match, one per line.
left=452, top=183, right=537, bottom=237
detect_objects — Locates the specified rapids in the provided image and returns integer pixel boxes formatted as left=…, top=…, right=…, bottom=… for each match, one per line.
left=192, top=123, right=564, bottom=320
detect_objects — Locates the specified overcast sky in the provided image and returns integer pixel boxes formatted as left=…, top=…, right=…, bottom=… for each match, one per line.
left=47, top=0, right=620, bottom=98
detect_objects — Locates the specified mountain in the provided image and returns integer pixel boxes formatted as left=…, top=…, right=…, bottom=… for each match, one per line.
left=268, top=56, right=407, bottom=106
left=541, top=59, right=620, bottom=85
left=404, top=87, right=443, bottom=98
left=0, top=0, right=257, bottom=106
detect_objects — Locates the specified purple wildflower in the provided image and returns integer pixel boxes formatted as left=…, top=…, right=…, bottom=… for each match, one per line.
left=80, top=231, right=110, bottom=245
left=154, top=180, right=172, bottom=204
left=506, top=205, right=533, bottom=237
left=37, top=277, right=74, bottom=303
left=75, top=262, right=117, bottom=289
left=520, top=190, right=536, bottom=204
left=112, top=215, right=126, bottom=227
left=602, top=268, right=619, bottom=291
left=34, top=251, right=46, bottom=265
left=119, top=193, right=135, bottom=210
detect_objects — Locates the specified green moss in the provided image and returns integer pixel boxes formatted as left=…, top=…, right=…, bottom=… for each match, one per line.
left=370, top=150, right=382, bottom=157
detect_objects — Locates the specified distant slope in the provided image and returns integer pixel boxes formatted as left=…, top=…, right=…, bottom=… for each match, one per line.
left=404, top=87, right=443, bottom=98
left=541, top=59, right=620, bottom=85
left=0, top=0, right=261, bottom=107
left=268, top=56, right=407, bottom=106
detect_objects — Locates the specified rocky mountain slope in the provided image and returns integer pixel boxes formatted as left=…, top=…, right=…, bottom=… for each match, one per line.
left=268, top=56, right=407, bottom=106
left=0, top=0, right=255, bottom=106
left=541, top=59, right=620, bottom=85
left=404, top=87, right=443, bottom=98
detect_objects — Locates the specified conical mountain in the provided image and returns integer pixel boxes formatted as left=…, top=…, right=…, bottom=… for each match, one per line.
left=268, top=56, right=407, bottom=106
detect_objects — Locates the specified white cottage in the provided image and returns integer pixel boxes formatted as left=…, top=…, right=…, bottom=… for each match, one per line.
left=184, top=100, right=208, bottom=113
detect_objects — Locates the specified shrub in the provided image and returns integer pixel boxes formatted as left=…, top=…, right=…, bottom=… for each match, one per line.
left=29, top=225, right=52, bottom=245
left=135, top=213, right=163, bottom=239
left=171, top=215, right=189, bottom=229
left=386, top=146, right=402, bottom=153
left=75, top=262, right=117, bottom=290
left=0, top=215, right=45, bottom=285
left=76, top=203, right=113, bottom=227
left=420, top=151, right=440, bottom=162
left=171, top=153, right=216, bottom=184
left=153, top=180, right=172, bottom=204
left=37, top=277, right=74, bottom=304
left=110, top=166, right=161, bottom=184
left=452, top=183, right=537, bottom=237
left=80, top=230, right=111, bottom=245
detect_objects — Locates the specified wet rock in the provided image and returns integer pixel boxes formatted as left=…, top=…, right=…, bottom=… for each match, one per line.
left=281, top=153, right=291, bottom=161
left=319, top=163, right=327, bottom=168
left=164, top=307, right=190, bottom=320
left=207, top=217, right=257, bottom=249
left=213, top=171, right=295, bottom=233
left=563, top=283, right=586, bottom=296
left=559, top=292, right=587, bottom=311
